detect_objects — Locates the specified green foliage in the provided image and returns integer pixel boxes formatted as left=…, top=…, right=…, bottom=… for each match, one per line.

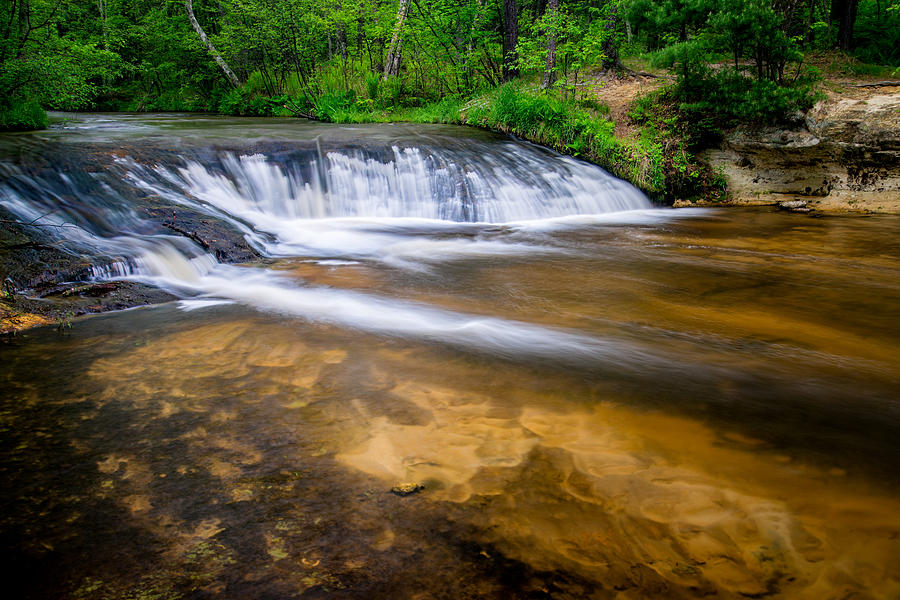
left=678, top=68, right=822, bottom=124
left=627, top=87, right=726, bottom=200
left=365, top=73, right=381, bottom=101
left=462, top=84, right=676, bottom=196
left=218, top=88, right=277, bottom=116
left=852, top=1, right=900, bottom=65
left=0, top=100, right=48, bottom=132
left=0, top=0, right=123, bottom=115
left=516, top=2, right=614, bottom=97
left=408, top=97, right=464, bottom=123
left=633, top=0, right=820, bottom=125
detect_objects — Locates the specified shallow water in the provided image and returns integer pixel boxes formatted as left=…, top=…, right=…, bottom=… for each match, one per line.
left=1, top=115, right=899, bottom=599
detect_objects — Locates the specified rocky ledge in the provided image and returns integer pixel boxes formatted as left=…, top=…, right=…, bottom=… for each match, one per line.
left=1, top=202, right=259, bottom=334
left=696, top=86, right=900, bottom=213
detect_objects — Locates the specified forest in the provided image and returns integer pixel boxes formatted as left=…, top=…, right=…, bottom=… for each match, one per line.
left=1, top=0, right=899, bottom=197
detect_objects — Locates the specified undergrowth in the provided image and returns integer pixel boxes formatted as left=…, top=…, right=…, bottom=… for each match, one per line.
left=0, top=100, right=48, bottom=132
left=217, top=81, right=722, bottom=203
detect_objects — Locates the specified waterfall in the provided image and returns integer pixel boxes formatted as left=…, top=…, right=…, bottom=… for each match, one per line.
left=0, top=117, right=670, bottom=361
left=136, top=143, right=649, bottom=224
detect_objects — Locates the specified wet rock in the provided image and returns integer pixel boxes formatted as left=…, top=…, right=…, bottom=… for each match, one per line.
left=778, top=200, right=812, bottom=213
left=390, top=482, right=425, bottom=496
left=143, top=203, right=259, bottom=264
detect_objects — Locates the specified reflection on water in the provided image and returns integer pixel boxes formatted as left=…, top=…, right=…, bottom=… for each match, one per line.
left=2, top=210, right=900, bottom=599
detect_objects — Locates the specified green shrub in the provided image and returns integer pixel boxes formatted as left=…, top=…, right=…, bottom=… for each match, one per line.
left=679, top=69, right=820, bottom=125
left=0, top=100, right=48, bottom=131
left=313, top=91, right=356, bottom=121
left=218, top=88, right=276, bottom=116
left=365, top=73, right=380, bottom=101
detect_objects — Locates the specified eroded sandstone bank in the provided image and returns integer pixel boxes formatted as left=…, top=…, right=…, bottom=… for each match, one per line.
left=697, top=86, right=900, bottom=213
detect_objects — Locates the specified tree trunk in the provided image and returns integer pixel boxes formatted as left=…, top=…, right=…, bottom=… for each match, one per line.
left=601, top=2, right=623, bottom=71
left=383, top=0, right=410, bottom=78
left=185, top=0, right=240, bottom=88
left=501, top=0, right=519, bottom=81
left=541, top=0, right=558, bottom=89
left=832, top=0, right=859, bottom=51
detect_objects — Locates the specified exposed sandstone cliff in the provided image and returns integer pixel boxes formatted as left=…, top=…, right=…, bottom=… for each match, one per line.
left=698, top=87, right=900, bottom=212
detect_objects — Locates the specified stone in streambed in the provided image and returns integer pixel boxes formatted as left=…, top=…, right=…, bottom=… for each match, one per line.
left=390, top=482, right=424, bottom=496
left=778, top=200, right=812, bottom=212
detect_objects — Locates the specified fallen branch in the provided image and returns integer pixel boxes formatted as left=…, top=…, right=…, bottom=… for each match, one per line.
left=60, top=282, right=120, bottom=297
left=852, top=81, right=900, bottom=88
left=163, top=222, right=210, bottom=249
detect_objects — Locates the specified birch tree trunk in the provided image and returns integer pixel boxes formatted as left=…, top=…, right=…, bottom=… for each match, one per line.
left=185, top=0, right=241, bottom=88
left=541, top=0, right=558, bottom=89
left=383, top=0, right=410, bottom=79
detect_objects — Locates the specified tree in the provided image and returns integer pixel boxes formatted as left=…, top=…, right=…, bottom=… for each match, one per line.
left=601, top=0, right=623, bottom=70
left=502, top=0, right=519, bottom=80
left=185, top=0, right=240, bottom=88
left=0, top=0, right=122, bottom=129
left=541, top=0, right=559, bottom=88
left=383, top=0, right=410, bottom=77
left=831, top=0, right=860, bottom=51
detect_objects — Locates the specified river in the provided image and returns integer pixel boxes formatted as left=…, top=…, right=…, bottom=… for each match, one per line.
left=1, top=114, right=898, bottom=599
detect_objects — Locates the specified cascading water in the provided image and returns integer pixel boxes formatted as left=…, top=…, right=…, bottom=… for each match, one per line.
left=150, top=144, right=648, bottom=223
left=4, top=115, right=900, bottom=600
left=0, top=114, right=663, bottom=362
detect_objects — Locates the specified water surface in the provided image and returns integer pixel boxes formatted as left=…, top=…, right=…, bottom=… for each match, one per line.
left=1, top=114, right=899, bottom=599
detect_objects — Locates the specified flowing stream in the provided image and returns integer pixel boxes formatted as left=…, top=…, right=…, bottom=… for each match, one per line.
left=1, top=114, right=899, bottom=599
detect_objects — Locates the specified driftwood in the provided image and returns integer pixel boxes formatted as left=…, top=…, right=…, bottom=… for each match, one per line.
left=852, top=81, right=900, bottom=88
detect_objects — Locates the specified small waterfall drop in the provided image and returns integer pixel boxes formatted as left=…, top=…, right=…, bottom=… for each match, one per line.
left=0, top=117, right=665, bottom=362
left=142, top=143, right=649, bottom=225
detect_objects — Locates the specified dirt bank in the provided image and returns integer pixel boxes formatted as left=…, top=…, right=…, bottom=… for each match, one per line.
left=698, top=85, right=900, bottom=213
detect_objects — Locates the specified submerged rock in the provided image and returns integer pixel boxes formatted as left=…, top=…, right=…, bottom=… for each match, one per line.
left=390, top=482, right=425, bottom=496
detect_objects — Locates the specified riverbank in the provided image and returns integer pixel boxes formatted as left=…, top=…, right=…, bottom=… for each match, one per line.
left=1, top=181, right=258, bottom=334
left=269, top=67, right=899, bottom=214
left=2, top=70, right=898, bottom=335
left=279, top=79, right=723, bottom=205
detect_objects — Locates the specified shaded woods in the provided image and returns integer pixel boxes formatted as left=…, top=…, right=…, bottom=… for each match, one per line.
left=1, top=0, right=897, bottom=123
left=1, top=1, right=898, bottom=203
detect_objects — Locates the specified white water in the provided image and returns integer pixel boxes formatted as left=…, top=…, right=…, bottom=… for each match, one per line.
left=0, top=125, right=683, bottom=363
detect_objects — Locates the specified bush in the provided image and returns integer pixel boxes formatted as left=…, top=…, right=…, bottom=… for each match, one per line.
left=0, top=100, right=48, bottom=131
left=365, top=73, right=380, bottom=101
left=313, top=91, right=356, bottom=121
left=680, top=69, right=821, bottom=125
left=218, top=88, right=276, bottom=116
